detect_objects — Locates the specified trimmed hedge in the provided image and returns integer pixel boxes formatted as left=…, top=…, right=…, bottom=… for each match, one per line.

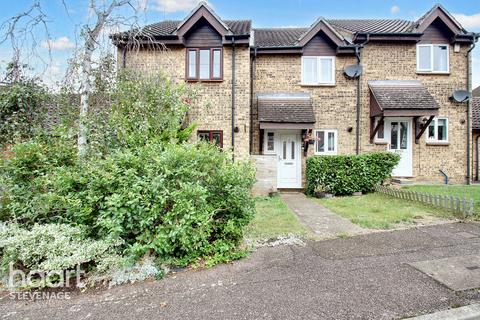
left=305, top=152, right=400, bottom=196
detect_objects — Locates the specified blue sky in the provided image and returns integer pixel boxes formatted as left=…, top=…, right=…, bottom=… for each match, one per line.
left=0, top=0, right=479, bottom=87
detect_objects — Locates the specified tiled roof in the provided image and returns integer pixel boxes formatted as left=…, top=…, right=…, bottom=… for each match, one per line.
left=118, top=19, right=251, bottom=38
left=473, top=97, right=480, bottom=130
left=327, top=19, right=414, bottom=34
left=473, top=86, right=480, bottom=97
left=257, top=93, right=316, bottom=123
left=254, top=28, right=307, bottom=47
left=369, top=80, right=439, bottom=111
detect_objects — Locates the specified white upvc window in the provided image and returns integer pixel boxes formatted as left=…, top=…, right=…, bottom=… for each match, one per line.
left=315, top=129, right=337, bottom=155
left=416, top=44, right=449, bottom=73
left=301, top=56, right=335, bottom=85
left=427, top=118, right=448, bottom=142
left=263, top=131, right=275, bottom=154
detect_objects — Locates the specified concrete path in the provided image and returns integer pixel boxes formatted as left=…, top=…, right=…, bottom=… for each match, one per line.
left=281, top=192, right=365, bottom=238
left=2, top=223, right=480, bottom=320
left=407, top=303, right=480, bottom=319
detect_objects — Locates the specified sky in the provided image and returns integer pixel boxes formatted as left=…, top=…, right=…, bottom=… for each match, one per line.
left=0, top=0, right=479, bottom=88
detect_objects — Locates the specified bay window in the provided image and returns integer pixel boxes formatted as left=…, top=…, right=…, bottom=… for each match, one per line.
left=301, top=56, right=335, bottom=85
left=186, top=48, right=223, bottom=80
left=417, top=44, right=449, bottom=73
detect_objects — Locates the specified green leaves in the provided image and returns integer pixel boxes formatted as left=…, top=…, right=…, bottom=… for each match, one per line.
left=306, top=152, right=400, bottom=196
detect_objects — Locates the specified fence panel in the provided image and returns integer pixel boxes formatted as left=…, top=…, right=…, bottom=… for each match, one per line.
left=376, top=186, right=474, bottom=217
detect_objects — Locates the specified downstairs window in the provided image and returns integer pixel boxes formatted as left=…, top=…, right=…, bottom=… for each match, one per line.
left=198, top=130, right=223, bottom=148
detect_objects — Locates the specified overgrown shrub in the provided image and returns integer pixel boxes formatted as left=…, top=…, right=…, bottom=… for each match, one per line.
left=1, top=142, right=256, bottom=267
left=0, top=64, right=47, bottom=146
left=0, top=223, right=122, bottom=288
left=305, top=152, right=400, bottom=196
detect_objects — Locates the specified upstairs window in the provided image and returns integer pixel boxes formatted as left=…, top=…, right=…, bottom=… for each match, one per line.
left=417, top=44, right=449, bottom=73
left=198, top=130, right=223, bottom=148
left=301, top=56, right=335, bottom=85
left=187, top=48, right=222, bottom=80
left=427, top=118, right=448, bottom=142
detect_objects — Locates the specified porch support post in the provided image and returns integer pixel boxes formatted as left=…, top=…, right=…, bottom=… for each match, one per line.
left=370, top=115, right=384, bottom=143
left=415, top=115, right=434, bottom=144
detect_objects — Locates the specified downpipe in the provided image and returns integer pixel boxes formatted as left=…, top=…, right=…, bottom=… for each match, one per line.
left=466, top=33, right=478, bottom=184
left=439, top=169, right=449, bottom=185
left=355, top=34, right=369, bottom=155
left=231, top=37, right=236, bottom=161
left=476, top=135, right=480, bottom=181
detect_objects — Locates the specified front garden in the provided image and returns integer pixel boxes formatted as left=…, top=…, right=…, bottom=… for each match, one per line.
left=0, top=70, right=256, bottom=289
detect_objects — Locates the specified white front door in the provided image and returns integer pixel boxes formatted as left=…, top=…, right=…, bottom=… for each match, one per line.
left=385, top=118, right=413, bottom=177
left=276, top=132, right=302, bottom=188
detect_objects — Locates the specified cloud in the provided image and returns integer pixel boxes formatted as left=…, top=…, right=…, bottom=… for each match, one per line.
left=390, top=5, right=400, bottom=15
left=42, top=37, right=75, bottom=51
left=153, top=0, right=212, bottom=13
left=452, top=12, right=480, bottom=30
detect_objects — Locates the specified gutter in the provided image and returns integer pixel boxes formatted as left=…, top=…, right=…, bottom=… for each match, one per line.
left=354, top=33, right=370, bottom=155
left=231, top=36, right=236, bottom=161
left=466, top=33, right=478, bottom=184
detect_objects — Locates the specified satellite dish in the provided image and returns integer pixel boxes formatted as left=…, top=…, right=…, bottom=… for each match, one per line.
left=344, top=64, right=363, bottom=78
left=451, top=90, right=470, bottom=103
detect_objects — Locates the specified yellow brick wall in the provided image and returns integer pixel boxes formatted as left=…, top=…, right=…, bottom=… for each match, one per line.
left=119, top=46, right=251, bottom=160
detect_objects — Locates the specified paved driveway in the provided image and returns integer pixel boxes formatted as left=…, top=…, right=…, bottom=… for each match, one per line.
left=1, top=223, right=480, bottom=320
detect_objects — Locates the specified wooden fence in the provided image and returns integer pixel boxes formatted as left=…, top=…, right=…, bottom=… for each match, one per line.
left=376, top=186, right=475, bottom=217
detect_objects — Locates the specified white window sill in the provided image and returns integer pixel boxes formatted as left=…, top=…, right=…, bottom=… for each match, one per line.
left=299, top=83, right=336, bottom=87
left=416, top=71, right=450, bottom=75
left=374, top=140, right=388, bottom=145
left=426, top=140, right=450, bottom=146
left=314, top=152, right=337, bottom=156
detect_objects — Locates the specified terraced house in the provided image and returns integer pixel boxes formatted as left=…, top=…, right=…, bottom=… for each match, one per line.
left=112, top=2, right=479, bottom=192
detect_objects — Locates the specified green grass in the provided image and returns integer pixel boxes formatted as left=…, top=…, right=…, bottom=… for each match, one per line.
left=313, top=193, right=456, bottom=229
left=402, top=185, right=480, bottom=214
left=245, top=196, right=309, bottom=240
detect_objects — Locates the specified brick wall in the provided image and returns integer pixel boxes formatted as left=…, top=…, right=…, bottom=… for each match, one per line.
left=253, top=43, right=469, bottom=184
left=119, top=45, right=251, bottom=160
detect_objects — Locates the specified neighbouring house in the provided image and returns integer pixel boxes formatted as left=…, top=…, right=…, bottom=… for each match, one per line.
left=473, top=87, right=480, bottom=181
left=111, top=2, right=479, bottom=193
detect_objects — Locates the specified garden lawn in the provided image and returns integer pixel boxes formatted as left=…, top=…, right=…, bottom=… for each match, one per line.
left=245, top=196, right=309, bottom=240
left=314, top=193, right=455, bottom=229
left=402, top=185, right=480, bottom=215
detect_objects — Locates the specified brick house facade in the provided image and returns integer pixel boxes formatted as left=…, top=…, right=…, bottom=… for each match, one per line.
left=112, top=3, right=478, bottom=190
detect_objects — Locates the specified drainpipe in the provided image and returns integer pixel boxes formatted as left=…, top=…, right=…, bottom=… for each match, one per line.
left=231, top=37, right=236, bottom=161
left=466, top=33, right=477, bottom=185
left=250, top=47, right=257, bottom=154
left=355, top=34, right=370, bottom=155
left=476, top=135, right=480, bottom=181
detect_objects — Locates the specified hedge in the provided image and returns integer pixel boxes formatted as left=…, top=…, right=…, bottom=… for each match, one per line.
left=305, top=152, right=400, bottom=196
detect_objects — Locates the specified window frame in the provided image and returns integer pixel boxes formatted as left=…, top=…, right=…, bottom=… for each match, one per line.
left=301, top=56, right=336, bottom=86
left=263, top=131, right=276, bottom=154
left=427, top=118, right=448, bottom=143
left=314, top=129, right=338, bottom=155
left=197, top=130, right=223, bottom=148
left=185, top=48, right=223, bottom=81
left=416, top=44, right=450, bottom=73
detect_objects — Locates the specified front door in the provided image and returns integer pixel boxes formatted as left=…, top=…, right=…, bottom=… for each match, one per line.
left=385, top=118, right=413, bottom=177
left=276, top=132, right=302, bottom=188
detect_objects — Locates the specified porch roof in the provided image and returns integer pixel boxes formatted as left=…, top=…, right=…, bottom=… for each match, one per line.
left=369, top=80, right=439, bottom=117
left=257, top=93, right=316, bottom=129
left=473, top=97, right=480, bottom=130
